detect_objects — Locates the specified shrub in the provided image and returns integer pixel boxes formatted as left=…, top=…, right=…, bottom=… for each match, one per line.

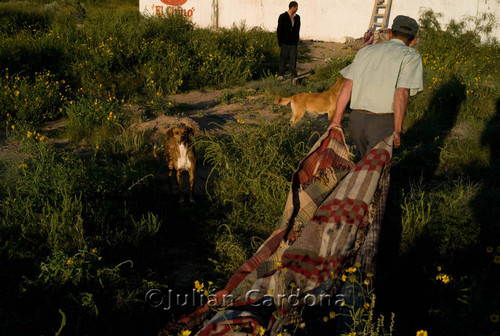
left=0, top=69, right=69, bottom=125
left=64, top=93, right=126, bottom=143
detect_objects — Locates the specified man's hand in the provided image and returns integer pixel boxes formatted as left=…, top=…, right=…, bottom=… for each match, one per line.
left=328, top=120, right=342, bottom=130
left=393, top=88, right=409, bottom=150
left=393, top=131, right=401, bottom=148
left=328, top=78, right=353, bottom=131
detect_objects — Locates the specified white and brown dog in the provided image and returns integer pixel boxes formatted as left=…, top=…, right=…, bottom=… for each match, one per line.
left=154, top=125, right=196, bottom=203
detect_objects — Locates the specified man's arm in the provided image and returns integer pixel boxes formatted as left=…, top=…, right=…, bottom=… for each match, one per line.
left=277, top=14, right=285, bottom=46
left=393, top=87, right=409, bottom=148
left=328, top=78, right=353, bottom=129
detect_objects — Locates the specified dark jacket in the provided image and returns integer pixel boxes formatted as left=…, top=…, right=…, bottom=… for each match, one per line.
left=277, top=11, right=300, bottom=46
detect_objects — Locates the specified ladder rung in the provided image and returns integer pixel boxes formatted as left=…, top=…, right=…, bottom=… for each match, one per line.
left=368, top=0, right=392, bottom=30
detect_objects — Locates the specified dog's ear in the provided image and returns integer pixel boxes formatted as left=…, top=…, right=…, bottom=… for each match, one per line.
left=186, top=126, right=195, bottom=136
left=166, top=127, right=174, bottom=138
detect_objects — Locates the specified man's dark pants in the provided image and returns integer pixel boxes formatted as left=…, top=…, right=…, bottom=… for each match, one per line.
left=349, top=110, right=394, bottom=158
left=279, top=44, right=297, bottom=77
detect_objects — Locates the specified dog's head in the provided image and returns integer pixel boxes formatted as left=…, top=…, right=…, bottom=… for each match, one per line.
left=167, top=125, right=194, bottom=144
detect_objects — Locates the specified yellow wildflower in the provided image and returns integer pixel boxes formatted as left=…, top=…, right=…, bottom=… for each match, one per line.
left=329, top=311, right=336, bottom=319
left=179, top=330, right=191, bottom=336
left=342, top=274, right=347, bottom=282
left=494, top=256, right=500, bottom=264
left=323, top=316, right=328, bottom=322
left=441, top=274, right=450, bottom=284
left=437, top=266, right=442, bottom=271
left=66, top=259, right=74, bottom=265
left=27, top=131, right=33, bottom=138
left=19, top=163, right=27, bottom=168
left=416, top=330, right=428, bottom=336
left=490, top=314, right=499, bottom=323
left=194, top=280, right=204, bottom=293
left=364, top=302, right=370, bottom=310
left=257, top=326, right=265, bottom=336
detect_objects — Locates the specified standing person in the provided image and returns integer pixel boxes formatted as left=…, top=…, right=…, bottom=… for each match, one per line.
left=277, top=1, right=300, bottom=80
left=329, top=15, right=424, bottom=157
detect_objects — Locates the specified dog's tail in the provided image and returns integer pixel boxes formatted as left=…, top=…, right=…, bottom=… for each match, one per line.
left=274, top=96, right=292, bottom=106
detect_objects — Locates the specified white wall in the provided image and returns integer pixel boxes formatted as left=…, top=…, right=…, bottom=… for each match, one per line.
left=139, top=0, right=500, bottom=42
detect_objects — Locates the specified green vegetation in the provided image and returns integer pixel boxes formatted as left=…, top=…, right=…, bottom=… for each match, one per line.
left=0, top=1, right=499, bottom=335
left=0, top=0, right=277, bottom=126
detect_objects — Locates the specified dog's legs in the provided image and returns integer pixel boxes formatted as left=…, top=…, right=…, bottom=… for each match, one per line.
left=167, top=155, right=174, bottom=177
left=188, top=170, right=195, bottom=204
left=291, top=103, right=306, bottom=126
left=328, top=110, right=333, bottom=120
left=328, top=107, right=337, bottom=120
left=176, top=170, right=184, bottom=203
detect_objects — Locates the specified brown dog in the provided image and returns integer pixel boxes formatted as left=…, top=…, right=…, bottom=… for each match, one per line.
left=154, top=125, right=196, bottom=203
left=274, top=76, right=345, bottom=125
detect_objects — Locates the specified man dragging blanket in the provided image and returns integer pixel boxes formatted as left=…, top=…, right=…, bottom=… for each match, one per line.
left=329, top=15, right=424, bottom=158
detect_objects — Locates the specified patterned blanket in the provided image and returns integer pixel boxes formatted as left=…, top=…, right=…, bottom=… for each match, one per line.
left=164, top=127, right=393, bottom=335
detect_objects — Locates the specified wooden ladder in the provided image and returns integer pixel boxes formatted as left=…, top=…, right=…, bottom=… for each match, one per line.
left=368, top=0, right=393, bottom=31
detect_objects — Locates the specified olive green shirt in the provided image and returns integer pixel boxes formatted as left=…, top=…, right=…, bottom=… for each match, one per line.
left=340, top=38, right=423, bottom=113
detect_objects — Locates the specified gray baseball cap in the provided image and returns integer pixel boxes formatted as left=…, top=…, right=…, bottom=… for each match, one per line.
left=391, top=15, right=419, bottom=36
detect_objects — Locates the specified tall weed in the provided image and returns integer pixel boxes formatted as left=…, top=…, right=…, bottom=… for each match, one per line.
left=201, top=120, right=318, bottom=248
left=400, top=178, right=481, bottom=262
left=64, top=93, right=126, bottom=143
left=0, top=69, right=69, bottom=125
